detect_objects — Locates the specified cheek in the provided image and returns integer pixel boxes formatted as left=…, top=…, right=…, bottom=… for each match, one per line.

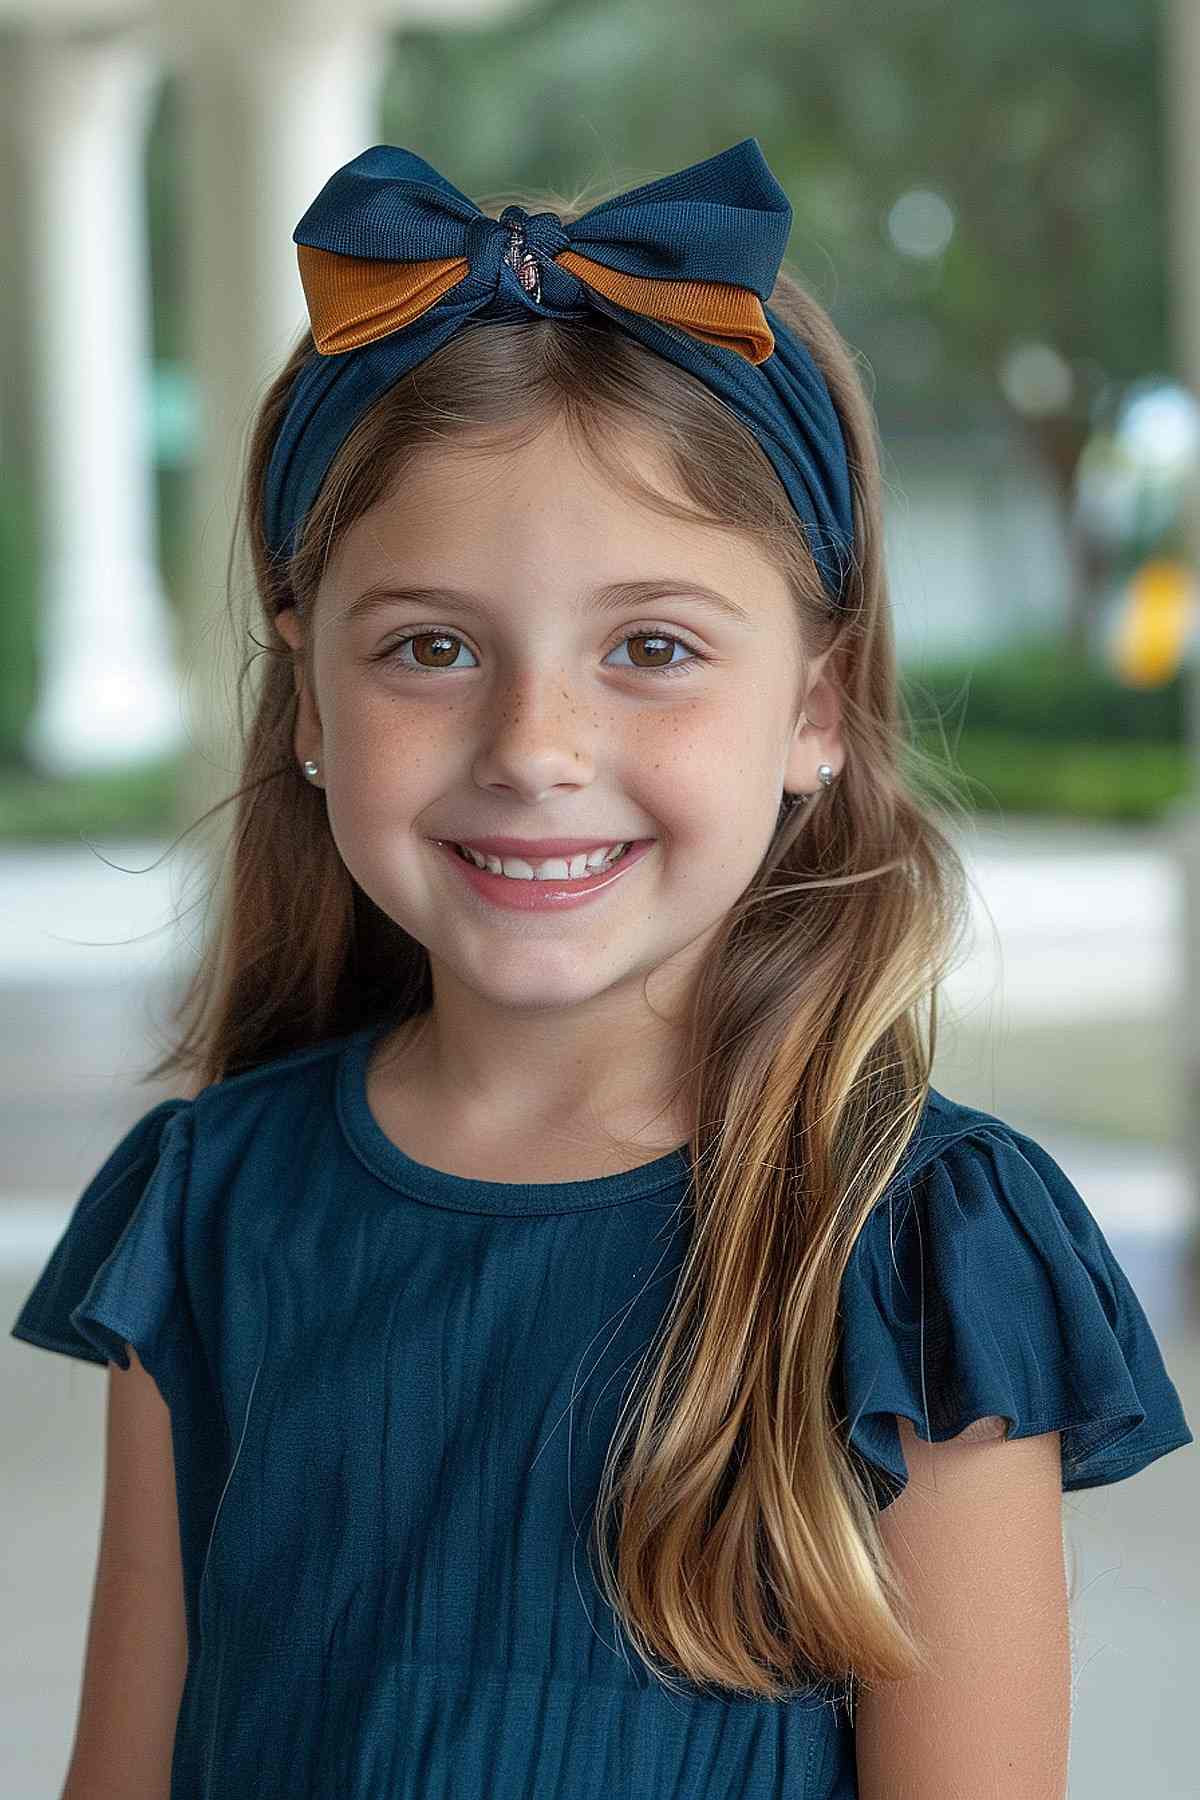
left=320, top=683, right=425, bottom=803
left=640, top=701, right=788, bottom=866
left=632, top=703, right=768, bottom=806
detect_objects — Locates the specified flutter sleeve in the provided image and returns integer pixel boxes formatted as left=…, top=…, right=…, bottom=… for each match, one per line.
left=837, top=1116, right=1194, bottom=1509
left=10, top=1099, right=195, bottom=1401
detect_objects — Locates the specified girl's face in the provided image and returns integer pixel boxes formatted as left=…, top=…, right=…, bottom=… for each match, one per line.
left=276, top=416, right=842, bottom=1095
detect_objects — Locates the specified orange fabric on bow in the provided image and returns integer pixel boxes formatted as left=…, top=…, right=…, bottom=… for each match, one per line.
left=296, top=241, right=775, bottom=366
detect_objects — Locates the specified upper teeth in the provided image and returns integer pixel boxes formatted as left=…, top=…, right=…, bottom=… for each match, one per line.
left=456, top=842, right=630, bottom=880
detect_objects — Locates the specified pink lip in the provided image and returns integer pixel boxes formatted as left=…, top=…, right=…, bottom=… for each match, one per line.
left=433, top=835, right=647, bottom=857
left=437, top=837, right=655, bottom=912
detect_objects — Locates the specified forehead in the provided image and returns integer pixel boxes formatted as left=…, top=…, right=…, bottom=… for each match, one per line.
left=326, top=416, right=790, bottom=602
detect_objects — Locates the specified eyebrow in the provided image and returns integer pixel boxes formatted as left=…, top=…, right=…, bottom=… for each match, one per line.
left=337, top=578, right=753, bottom=630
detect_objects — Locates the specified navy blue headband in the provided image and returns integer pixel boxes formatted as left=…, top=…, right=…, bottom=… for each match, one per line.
left=262, top=137, right=855, bottom=605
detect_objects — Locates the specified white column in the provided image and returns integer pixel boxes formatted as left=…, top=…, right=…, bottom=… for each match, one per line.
left=168, top=17, right=383, bottom=828
left=21, top=27, right=182, bottom=776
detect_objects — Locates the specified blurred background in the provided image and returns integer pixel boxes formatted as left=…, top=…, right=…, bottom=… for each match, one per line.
left=2, top=0, right=1198, bottom=1793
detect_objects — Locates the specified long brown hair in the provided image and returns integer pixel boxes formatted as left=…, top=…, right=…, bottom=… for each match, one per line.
left=147, top=168, right=976, bottom=1705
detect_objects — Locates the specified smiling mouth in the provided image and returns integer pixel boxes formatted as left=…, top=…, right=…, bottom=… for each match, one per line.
left=451, top=841, right=634, bottom=879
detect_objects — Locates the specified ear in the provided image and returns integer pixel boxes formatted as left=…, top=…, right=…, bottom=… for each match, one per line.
left=783, top=641, right=845, bottom=803
left=274, top=606, right=324, bottom=781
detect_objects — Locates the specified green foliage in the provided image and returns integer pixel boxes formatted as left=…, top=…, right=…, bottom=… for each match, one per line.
left=146, top=77, right=185, bottom=363
left=0, top=473, right=40, bottom=759
left=902, top=637, right=1189, bottom=745
left=911, top=728, right=1187, bottom=823
left=902, top=637, right=1192, bottom=820
left=0, top=756, right=180, bottom=842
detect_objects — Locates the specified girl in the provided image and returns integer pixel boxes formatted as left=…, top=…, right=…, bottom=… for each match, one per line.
left=12, top=138, right=1192, bottom=1800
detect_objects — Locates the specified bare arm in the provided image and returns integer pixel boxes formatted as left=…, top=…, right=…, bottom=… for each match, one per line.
left=855, top=1416, right=1071, bottom=1800
left=60, top=1346, right=188, bottom=1800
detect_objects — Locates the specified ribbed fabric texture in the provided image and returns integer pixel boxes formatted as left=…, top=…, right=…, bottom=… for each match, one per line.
left=263, top=137, right=856, bottom=603
left=10, top=1022, right=1193, bottom=1798
left=297, top=241, right=775, bottom=363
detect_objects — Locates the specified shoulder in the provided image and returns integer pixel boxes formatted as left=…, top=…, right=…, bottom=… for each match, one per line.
left=176, top=1023, right=369, bottom=1151
left=872, top=1082, right=1107, bottom=1256
left=96, top=1029, right=369, bottom=1246
left=889, top=1081, right=1047, bottom=1185
left=45, top=1026, right=359, bottom=1198
left=192, top=1025, right=366, bottom=1112
left=71, top=1028, right=366, bottom=1188
left=9, top=1025, right=373, bottom=1382
left=837, top=1082, right=1194, bottom=1507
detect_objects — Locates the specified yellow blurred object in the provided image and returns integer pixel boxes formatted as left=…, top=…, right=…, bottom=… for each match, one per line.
left=1111, top=558, right=1197, bottom=686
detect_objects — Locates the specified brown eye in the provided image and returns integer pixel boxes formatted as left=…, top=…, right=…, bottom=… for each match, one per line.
left=605, top=629, right=703, bottom=679
left=381, top=631, right=474, bottom=670
left=410, top=632, right=462, bottom=668
left=624, top=634, right=676, bottom=669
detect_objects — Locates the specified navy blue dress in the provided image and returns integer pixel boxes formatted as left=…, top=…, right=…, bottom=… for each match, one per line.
left=11, top=1021, right=1193, bottom=1798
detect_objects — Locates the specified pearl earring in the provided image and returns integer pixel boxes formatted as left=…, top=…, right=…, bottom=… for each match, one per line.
left=780, top=712, right=837, bottom=812
left=302, top=759, right=320, bottom=781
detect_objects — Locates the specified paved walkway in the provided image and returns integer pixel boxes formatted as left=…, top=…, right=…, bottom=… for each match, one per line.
left=3, top=824, right=1197, bottom=1796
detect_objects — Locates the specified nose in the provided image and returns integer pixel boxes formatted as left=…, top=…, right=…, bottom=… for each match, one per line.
left=468, top=665, right=599, bottom=802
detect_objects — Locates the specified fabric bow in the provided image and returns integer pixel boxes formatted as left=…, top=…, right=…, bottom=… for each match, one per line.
left=294, top=139, right=783, bottom=365
left=264, top=138, right=855, bottom=604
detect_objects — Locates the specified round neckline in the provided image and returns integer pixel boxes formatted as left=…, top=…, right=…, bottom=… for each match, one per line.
left=336, top=1021, right=692, bottom=1215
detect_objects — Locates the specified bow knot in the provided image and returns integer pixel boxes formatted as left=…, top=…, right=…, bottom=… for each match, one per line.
left=496, top=204, right=578, bottom=313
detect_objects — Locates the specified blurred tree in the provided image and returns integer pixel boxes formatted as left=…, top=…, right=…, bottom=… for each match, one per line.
left=147, top=77, right=185, bottom=365
left=382, top=0, right=1163, bottom=648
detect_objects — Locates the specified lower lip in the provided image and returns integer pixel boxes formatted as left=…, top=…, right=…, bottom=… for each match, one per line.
left=435, top=839, right=655, bottom=912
